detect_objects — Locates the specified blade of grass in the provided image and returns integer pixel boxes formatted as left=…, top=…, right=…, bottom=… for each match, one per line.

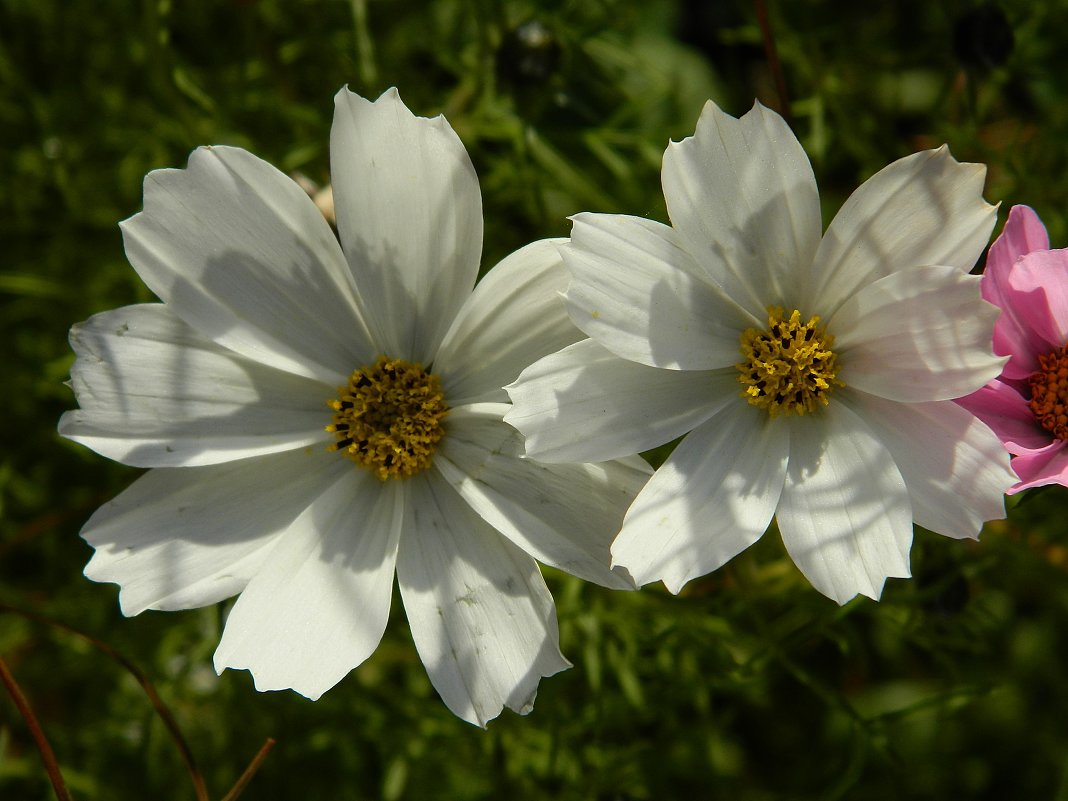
left=349, top=0, right=378, bottom=88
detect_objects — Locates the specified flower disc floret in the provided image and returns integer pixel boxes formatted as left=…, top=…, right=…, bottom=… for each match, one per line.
left=1028, top=345, right=1068, bottom=441
left=328, top=356, right=448, bottom=480
left=737, top=307, right=843, bottom=417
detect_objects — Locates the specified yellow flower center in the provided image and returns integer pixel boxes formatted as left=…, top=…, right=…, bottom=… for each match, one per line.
left=1029, top=345, right=1068, bottom=441
left=327, top=356, right=448, bottom=480
left=736, top=306, right=843, bottom=417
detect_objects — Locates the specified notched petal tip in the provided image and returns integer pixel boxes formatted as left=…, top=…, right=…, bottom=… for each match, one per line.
left=565, top=210, right=605, bottom=230
left=500, top=388, right=542, bottom=450
left=609, top=563, right=640, bottom=591
left=81, top=552, right=137, bottom=615
left=930, top=144, right=996, bottom=205
left=335, top=84, right=434, bottom=124
left=659, top=574, right=688, bottom=596
left=665, top=98, right=728, bottom=147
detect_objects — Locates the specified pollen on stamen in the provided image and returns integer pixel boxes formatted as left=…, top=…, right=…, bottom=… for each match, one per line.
left=326, top=356, right=448, bottom=480
left=736, top=306, right=843, bottom=417
left=1029, top=345, right=1068, bottom=441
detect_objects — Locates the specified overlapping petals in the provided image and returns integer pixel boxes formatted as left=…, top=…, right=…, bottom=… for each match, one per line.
left=561, top=213, right=755, bottom=370
left=81, top=448, right=348, bottom=615
left=120, top=145, right=375, bottom=383
left=397, top=471, right=571, bottom=727
left=776, top=403, right=912, bottom=604
left=610, top=403, right=787, bottom=593
left=59, top=305, right=333, bottom=467
left=435, top=404, right=648, bottom=589
left=980, top=204, right=1053, bottom=381
left=434, top=239, right=582, bottom=404
left=960, top=379, right=1050, bottom=452
left=662, top=100, right=822, bottom=317
left=331, top=87, right=483, bottom=364
left=804, top=146, right=996, bottom=316
left=214, top=471, right=404, bottom=699
left=505, top=339, right=736, bottom=463
left=958, top=205, right=1068, bottom=492
left=509, top=99, right=1012, bottom=605
left=830, top=265, right=1004, bottom=403
left=63, top=87, right=648, bottom=726
left=847, top=395, right=1014, bottom=539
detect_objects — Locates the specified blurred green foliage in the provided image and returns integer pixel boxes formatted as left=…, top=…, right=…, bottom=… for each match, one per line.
left=3, top=0, right=1068, bottom=798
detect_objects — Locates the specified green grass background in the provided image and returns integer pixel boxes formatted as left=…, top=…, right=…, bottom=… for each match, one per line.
left=3, top=0, right=1068, bottom=798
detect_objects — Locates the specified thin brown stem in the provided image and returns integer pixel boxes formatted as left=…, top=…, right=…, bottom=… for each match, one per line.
left=219, top=738, right=277, bottom=801
left=0, top=604, right=209, bottom=801
left=0, top=493, right=109, bottom=558
left=0, top=655, right=74, bottom=801
left=754, top=0, right=793, bottom=126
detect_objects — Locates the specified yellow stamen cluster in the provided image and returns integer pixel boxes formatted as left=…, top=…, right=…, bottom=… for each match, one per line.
left=327, top=356, right=448, bottom=480
left=1029, top=346, right=1068, bottom=441
left=737, top=306, right=843, bottom=417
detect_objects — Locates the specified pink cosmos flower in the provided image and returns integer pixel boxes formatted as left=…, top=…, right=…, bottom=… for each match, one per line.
left=958, top=205, right=1068, bottom=492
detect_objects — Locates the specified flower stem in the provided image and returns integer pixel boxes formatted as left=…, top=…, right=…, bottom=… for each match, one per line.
left=0, top=655, right=74, bottom=801
left=220, top=738, right=277, bottom=801
left=0, top=603, right=209, bottom=801
left=753, top=0, right=793, bottom=125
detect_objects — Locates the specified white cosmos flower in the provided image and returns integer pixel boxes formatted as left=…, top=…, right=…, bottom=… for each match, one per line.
left=59, top=87, right=651, bottom=727
left=505, top=100, right=1016, bottom=605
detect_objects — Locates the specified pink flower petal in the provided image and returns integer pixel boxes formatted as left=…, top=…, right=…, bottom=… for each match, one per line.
left=1010, top=440, right=1068, bottom=493
left=956, top=379, right=1050, bottom=453
left=965, top=207, right=1068, bottom=495
left=982, top=206, right=1055, bottom=381
left=1006, top=248, right=1068, bottom=353
left=993, top=319, right=1042, bottom=381
left=984, top=207, right=1049, bottom=304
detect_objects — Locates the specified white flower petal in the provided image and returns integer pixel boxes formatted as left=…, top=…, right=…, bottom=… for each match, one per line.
left=830, top=264, right=1004, bottom=402
left=561, top=213, right=754, bottom=370
left=213, top=469, right=404, bottom=700
left=661, top=101, right=822, bottom=318
left=331, top=87, right=483, bottom=363
left=844, top=393, right=1011, bottom=540
left=505, top=339, right=735, bottom=463
left=776, top=402, right=913, bottom=604
left=434, top=239, right=580, bottom=404
left=58, top=305, right=334, bottom=467
left=396, top=471, right=570, bottom=727
left=611, top=402, right=787, bottom=593
left=82, top=448, right=347, bottom=615
left=807, top=146, right=996, bottom=316
left=121, top=146, right=375, bottom=382
left=435, top=404, right=650, bottom=589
